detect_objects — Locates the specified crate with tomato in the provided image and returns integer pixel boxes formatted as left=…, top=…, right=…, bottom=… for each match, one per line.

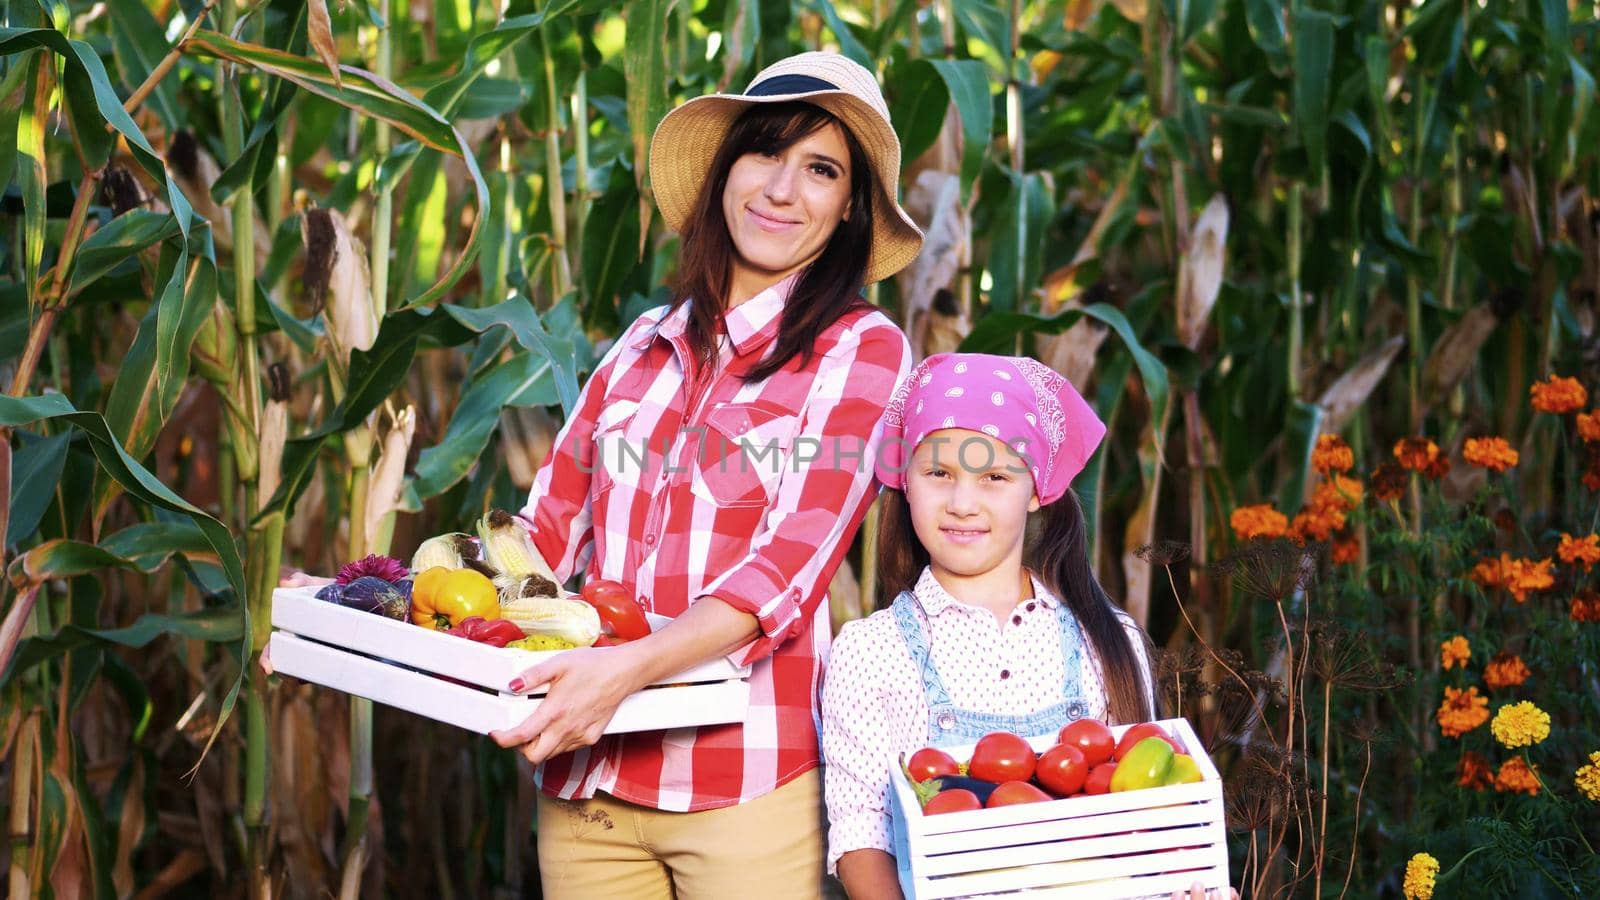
left=267, top=510, right=751, bottom=735
left=888, top=717, right=1228, bottom=899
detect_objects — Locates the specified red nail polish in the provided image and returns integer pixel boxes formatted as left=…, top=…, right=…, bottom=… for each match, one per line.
left=508, top=678, right=524, bottom=693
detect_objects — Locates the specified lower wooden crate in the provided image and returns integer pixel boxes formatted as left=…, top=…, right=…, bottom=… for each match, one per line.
left=889, top=717, right=1229, bottom=899
left=269, top=586, right=751, bottom=736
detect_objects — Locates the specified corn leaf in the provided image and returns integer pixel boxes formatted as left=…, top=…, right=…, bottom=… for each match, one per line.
left=579, top=169, right=642, bottom=330
left=3, top=608, right=244, bottom=685
left=5, top=431, right=70, bottom=547
left=1292, top=9, right=1336, bottom=178
left=17, top=49, right=49, bottom=306
left=67, top=210, right=181, bottom=299
left=888, top=60, right=950, bottom=170
left=107, top=0, right=181, bottom=130
left=624, top=0, right=672, bottom=218
left=986, top=170, right=1052, bottom=315
left=185, top=29, right=488, bottom=307
left=410, top=352, right=560, bottom=499
left=960, top=302, right=1171, bottom=427
left=811, top=0, right=871, bottom=68
left=926, top=59, right=992, bottom=192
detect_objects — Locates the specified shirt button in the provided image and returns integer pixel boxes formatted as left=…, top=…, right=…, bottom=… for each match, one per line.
left=1011, top=614, right=1022, bottom=626
left=936, top=712, right=956, bottom=731
left=1026, top=602, right=1036, bottom=612
left=645, top=533, right=657, bottom=546
left=1000, top=669, right=1011, bottom=680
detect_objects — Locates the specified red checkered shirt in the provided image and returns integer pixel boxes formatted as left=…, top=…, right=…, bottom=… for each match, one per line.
left=517, top=278, right=912, bottom=812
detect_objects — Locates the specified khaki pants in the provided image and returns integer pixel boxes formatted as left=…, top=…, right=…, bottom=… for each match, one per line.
left=536, top=769, right=825, bottom=900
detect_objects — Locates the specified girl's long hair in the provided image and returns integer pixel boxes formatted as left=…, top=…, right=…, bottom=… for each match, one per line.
left=668, top=101, right=876, bottom=383
left=876, top=488, right=1155, bottom=725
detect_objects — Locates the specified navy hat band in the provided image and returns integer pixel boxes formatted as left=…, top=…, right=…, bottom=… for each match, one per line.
left=746, top=74, right=839, bottom=97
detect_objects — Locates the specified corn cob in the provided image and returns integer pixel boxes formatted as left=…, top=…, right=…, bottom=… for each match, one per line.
left=410, top=532, right=480, bottom=573
left=494, top=573, right=561, bottom=603
left=499, top=595, right=600, bottom=647
left=477, top=509, right=559, bottom=583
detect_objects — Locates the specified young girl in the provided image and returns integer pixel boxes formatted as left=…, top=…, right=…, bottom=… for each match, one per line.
left=822, top=352, right=1157, bottom=898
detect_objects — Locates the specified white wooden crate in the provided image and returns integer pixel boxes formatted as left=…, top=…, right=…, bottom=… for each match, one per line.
left=268, top=586, right=751, bottom=735
left=888, top=717, right=1229, bottom=899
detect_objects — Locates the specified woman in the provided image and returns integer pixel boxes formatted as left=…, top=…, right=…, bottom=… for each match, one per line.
left=487, top=52, right=924, bottom=899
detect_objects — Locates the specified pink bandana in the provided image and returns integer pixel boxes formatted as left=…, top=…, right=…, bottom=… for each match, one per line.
left=875, top=353, right=1106, bottom=505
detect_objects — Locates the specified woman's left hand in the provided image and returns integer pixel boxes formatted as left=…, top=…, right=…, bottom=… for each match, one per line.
left=487, top=645, right=645, bottom=765
left=1168, top=884, right=1238, bottom=900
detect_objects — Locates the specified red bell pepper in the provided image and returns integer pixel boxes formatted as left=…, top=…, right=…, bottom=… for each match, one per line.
left=452, top=616, right=526, bottom=648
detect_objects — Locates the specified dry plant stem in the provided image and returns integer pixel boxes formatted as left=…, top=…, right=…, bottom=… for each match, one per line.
left=541, top=33, right=572, bottom=297
left=1315, top=677, right=1331, bottom=897
left=119, top=0, right=218, bottom=123
left=1286, top=185, right=1304, bottom=397
left=1161, top=564, right=1269, bottom=728
left=0, top=583, right=43, bottom=689
left=8, top=712, right=38, bottom=898
left=1337, top=741, right=1371, bottom=900
left=572, top=71, right=590, bottom=264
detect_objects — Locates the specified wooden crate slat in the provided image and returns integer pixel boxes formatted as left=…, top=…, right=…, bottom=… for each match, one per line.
left=919, top=820, right=1221, bottom=875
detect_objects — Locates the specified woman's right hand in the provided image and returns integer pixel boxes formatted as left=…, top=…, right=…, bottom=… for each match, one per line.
left=260, top=569, right=327, bottom=677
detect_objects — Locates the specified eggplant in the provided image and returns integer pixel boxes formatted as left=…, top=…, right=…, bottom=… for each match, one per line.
left=925, top=775, right=1002, bottom=804
left=340, top=576, right=410, bottom=620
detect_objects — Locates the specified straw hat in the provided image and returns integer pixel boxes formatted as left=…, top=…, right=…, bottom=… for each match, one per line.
left=649, top=51, right=925, bottom=285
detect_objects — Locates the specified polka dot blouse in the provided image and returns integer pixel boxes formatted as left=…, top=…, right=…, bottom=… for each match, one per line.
left=820, top=567, right=1155, bottom=873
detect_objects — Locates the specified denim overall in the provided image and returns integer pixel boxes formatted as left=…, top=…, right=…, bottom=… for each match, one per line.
left=886, top=589, right=1091, bottom=896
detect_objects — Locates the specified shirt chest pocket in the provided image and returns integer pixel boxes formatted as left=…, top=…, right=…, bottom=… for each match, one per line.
left=590, top=399, right=646, bottom=498
left=691, top=402, right=801, bottom=509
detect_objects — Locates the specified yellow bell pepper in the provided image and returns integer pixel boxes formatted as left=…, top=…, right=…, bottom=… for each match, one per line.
left=411, top=567, right=500, bottom=630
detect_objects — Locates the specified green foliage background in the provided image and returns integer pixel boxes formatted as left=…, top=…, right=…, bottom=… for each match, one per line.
left=0, top=0, right=1596, bottom=895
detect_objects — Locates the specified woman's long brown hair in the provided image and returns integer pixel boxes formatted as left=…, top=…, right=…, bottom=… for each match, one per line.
left=876, top=488, right=1155, bottom=725
left=668, top=101, right=876, bottom=383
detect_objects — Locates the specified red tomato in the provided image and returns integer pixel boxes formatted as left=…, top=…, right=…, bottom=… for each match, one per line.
left=1058, top=718, right=1116, bottom=767
left=986, top=781, right=1053, bottom=807
left=580, top=580, right=652, bottom=641
left=1034, top=744, right=1089, bottom=796
left=923, top=789, right=982, bottom=815
left=1084, top=762, right=1117, bottom=795
left=1114, top=723, right=1181, bottom=760
left=968, top=732, right=1037, bottom=784
left=907, top=748, right=962, bottom=783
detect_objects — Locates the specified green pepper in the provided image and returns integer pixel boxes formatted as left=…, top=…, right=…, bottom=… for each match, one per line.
left=1109, top=736, right=1175, bottom=792
left=1163, top=753, right=1203, bottom=785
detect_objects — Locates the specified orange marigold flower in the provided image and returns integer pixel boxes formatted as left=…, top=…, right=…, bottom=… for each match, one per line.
left=1393, top=437, right=1440, bottom=472
left=1230, top=504, right=1288, bottom=541
left=1311, top=434, right=1355, bottom=474
left=1578, top=410, right=1600, bottom=443
left=1472, top=554, right=1555, bottom=603
left=1456, top=751, right=1493, bottom=791
left=1530, top=375, right=1587, bottom=414
left=1558, top=532, right=1600, bottom=572
left=1439, top=635, right=1471, bottom=670
left=1436, top=685, right=1490, bottom=738
left=1462, top=437, right=1519, bottom=472
left=1423, top=454, right=1451, bottom=480
left=1311, top=475, right=1363, bottom=511
left=1484, top=652, right=1531, bottom=690
left=1371, top=462, right=1407, bottom=502
left=1331, top=536, right=1360, bottom=564
left=1572, top=589, right=1600, bottom=623
left=1493, top=756, right=1540, bottom=796
left=1290, top=505, right=1346, bottom=543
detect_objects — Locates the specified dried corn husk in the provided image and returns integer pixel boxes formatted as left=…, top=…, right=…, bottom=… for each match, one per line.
left=1422, top=303, right=1499, bottom=401
left=500, top=406, right=558, bottom=491
left=307, top=0, right=342, bottom=88
left=257, top=365, right=291, bottom=513
left=1176, top=194, right=1230, bottom=350
left=301, top=208, right=379, bottom=370
left=364, top=405, right=415, bottom=551
left=897, top=170, right=966, bottom=355
left=1317, top=334, right=1405, bottom=432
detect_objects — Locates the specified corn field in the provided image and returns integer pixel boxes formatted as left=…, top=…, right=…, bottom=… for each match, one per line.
left=0, top=0, right=1597, bottom=896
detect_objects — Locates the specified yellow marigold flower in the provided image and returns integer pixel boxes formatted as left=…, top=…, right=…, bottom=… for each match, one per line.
left=1483, top=652, right=1530, bottom=690
left=1230, top=504, right=1288, bottom=541
left=1493, top=756, right=1540, bottom=796
left=1436, top=685, right=1489, bottom=738
left=1439, top=636, right=1470, bottom=671
left=1491, top=700, right=1551, bottom=748
left=1393, top=437, right=1440, bottom=472
left=1558, top=532, right=1600, bottom=572
left=1312, top=434, right=1354, bottom=474
left=1403, top=852, right=1439, bottom=900
left=1579, top=410, right=1600, bottom=443
left=1576, top=751, right=1600, bottom=802
left=1506, top=557, right=1554, bottom=603
left=1530, top=374, right=1587, bottom=414
left=1462, top=436, right=1519, bottom=472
